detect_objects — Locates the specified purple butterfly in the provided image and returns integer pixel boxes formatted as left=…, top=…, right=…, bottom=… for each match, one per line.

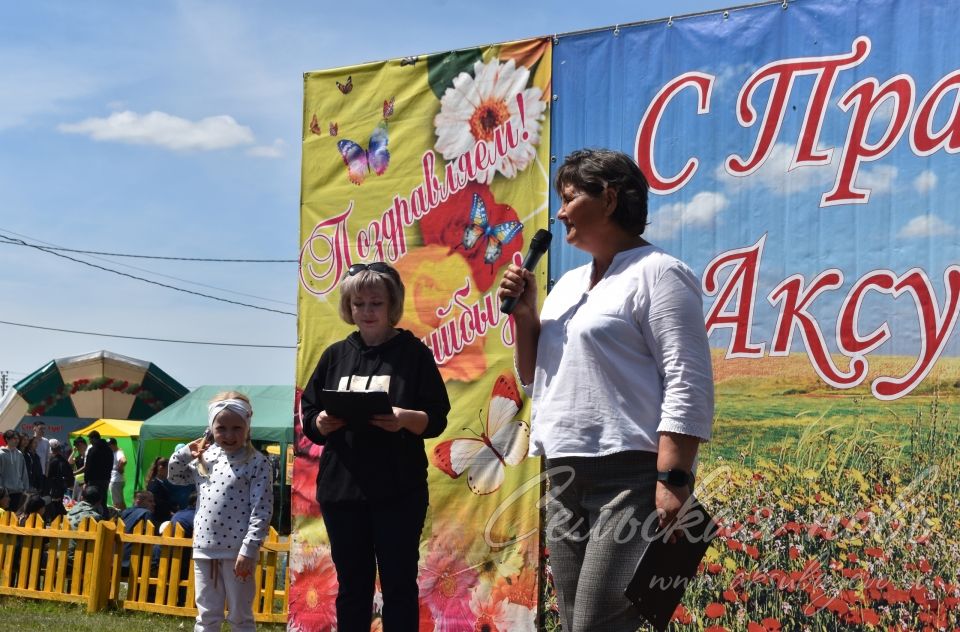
left=337, top=121, right=389, bottom=185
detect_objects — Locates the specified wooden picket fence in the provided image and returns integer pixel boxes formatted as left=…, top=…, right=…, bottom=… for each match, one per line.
left=0, top=510, right=289, bottom=622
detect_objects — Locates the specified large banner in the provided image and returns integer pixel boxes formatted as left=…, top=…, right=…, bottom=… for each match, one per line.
left=295, top=39, right=551, bottom=631
left=550, top=0, right=959, bottom=629
left=297, top=0, right=960, bottom=629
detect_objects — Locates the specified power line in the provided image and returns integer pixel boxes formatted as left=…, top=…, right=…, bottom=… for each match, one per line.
left=0, top=319, right=295, bottom=349
left=0, top=233, right=296, bottom=317
left=0, top=228, right=295, bottom=306
left=0, top=226, right=295, bottom=262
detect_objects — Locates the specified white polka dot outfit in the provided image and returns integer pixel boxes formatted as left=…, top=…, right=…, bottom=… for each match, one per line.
left=168, top=444, right=274, bottom=560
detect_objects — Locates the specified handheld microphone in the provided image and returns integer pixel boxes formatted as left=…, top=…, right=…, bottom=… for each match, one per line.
left=500, top=228, right=553, bottom=315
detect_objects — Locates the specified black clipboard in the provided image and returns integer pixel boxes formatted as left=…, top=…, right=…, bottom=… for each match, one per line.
left=320, top=389, right=393, bottom=426
left=623, top=499, right=716, bottom=632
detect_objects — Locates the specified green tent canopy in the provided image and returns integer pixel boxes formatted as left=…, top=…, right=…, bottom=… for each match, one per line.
left=138, top=385, right=294, bottom=531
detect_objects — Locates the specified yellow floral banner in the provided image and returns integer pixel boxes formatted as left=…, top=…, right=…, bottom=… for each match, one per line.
left=293, top=38, right=552, bottom=631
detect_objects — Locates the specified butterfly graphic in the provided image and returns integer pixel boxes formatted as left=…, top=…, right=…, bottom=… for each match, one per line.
left=329, top=122, right=338, bottom=136
left=337, top=120, right=389, bottom=185
left=383, top=96, right=395, bottom=119
left=336, top=75, right=353, bottom=94
left=400, top=56, right=419, bottom=67
left=433, top=373, right=530, bottom=495
left=460, top=193, right=523, bottom=264
left=309, top=114, right=322, bottom=136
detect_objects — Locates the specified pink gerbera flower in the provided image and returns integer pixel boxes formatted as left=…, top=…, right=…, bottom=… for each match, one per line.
left=419, top=547, right=480, bottom=631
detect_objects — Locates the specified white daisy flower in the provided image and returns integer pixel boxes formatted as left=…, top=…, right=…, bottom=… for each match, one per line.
left=434, top=58, right=545, bottom=183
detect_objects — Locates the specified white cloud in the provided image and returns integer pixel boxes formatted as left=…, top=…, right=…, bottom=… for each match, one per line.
left=246, top=138, right=285, bottom=158
left=646, top=191, right=729, bottom=240
left=716, top=143, right=899, bottom=200
left=855, top=165, right=897, bottom=195
left=869, top=98, right=895, bottom=126
left=715, top=142, right=837, bottom=195
left=898, top=213, right=957, bottom=238
left=913, top=170, right=937, bottom=194
left=57, top=110, right=255, bottom=151
left=713, top=62, right=756, bottom=93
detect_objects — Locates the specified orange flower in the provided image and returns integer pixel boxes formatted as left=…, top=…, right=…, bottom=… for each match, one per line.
left=722, top=589, right=738, bottom=602
left=704, top=602, right=726, bottom=619
left=394, top=245, right=487, bottom=382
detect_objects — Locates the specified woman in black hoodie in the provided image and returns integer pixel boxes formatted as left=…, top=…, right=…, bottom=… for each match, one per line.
left=301, top=261, right=450, bottom=632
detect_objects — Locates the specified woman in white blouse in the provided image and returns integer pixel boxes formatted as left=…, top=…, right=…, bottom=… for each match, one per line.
left=498, top=148, right=715, bottom=632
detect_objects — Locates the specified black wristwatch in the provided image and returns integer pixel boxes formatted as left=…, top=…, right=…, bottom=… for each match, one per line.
left=657, top=469, right=694, bottom=487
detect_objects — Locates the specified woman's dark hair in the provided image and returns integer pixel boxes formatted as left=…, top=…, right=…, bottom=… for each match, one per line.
left=146, top=456, right=169, bottom=483
left=555, top=148, right=650, bottom=235
left=19, top=493, right=45, bottom=516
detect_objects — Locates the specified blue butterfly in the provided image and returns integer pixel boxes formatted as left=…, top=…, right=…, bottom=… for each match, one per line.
left=337, top=121, right=389, bottom=185
left=462, top=193, right=523, bottom=264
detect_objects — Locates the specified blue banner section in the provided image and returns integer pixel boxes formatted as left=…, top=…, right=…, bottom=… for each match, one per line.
left=551, top=0, right=960, bottom=398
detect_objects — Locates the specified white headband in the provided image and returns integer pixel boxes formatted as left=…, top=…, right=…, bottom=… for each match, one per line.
left=208, top=398, right=253, bottom=428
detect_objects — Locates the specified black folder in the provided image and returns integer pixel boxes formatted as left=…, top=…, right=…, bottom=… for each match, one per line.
left=624, top=499, right=716, bottom=632
left=320, top=389, right=393, bottom=426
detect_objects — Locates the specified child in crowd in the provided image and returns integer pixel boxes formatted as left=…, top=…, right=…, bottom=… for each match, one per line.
left=168, top=391, right=273, bottom=632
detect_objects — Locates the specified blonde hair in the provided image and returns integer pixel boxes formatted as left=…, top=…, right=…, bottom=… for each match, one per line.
left=198, top=390, right=256, bottom=476
left=338, top=265, right=405, bottom=326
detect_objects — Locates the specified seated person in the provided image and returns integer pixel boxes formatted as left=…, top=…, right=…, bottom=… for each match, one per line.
left=120, top=491, right=156, bottom=573
left=168, top=491, right=197, bottom=537
left=43, top=496, right=68, bottom=525
left=152, top=491, right=197, bottom=574
left=67, top=486, right=106, bottom=529
left=66, top=485, right=107, bottom=559
left=17, top=494, right=45, bottom=526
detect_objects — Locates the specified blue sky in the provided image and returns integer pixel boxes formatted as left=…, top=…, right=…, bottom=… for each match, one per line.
left=0, top=0, right=736, bottom=389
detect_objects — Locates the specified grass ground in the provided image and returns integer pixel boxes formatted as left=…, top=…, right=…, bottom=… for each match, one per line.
left=701, top=351, right=960, bottom=465
left=0, top=597, right=288, bottom=631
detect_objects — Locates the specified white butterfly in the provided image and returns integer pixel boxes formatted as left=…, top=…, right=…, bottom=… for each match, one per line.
left=432, top=373, right=530, bottom=495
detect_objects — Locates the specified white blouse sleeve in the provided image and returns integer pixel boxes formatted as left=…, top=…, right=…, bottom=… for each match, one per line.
left=642, top=262, right=715, bottom=441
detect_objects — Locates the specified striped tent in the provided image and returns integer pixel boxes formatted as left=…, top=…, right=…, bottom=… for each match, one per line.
left=0, top=350, right=188, bottom=432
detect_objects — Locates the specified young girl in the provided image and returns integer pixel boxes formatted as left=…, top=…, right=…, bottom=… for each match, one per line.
left=168, top=391, right=274, bottom=632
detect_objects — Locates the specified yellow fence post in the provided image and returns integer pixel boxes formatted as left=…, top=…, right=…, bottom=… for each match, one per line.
left=86, top=519, right=116, bottom=613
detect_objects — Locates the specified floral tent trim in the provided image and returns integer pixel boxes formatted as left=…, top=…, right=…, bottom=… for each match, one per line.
left=27, top=377, right=165, bottom=415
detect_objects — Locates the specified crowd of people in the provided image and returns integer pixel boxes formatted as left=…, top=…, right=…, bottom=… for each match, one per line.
left=0, top=424, right=196, bottom=527
left=0, top=392, right=276, bottom=632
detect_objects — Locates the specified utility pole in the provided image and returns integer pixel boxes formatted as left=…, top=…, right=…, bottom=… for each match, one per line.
left=0, top=371, right=8, bottom=396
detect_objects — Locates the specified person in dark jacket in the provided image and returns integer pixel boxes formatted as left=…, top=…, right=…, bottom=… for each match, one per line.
left=78, top=430, right=113, bottom=495
left=22, top=438, right=44, bottom=495
left=46, top=440, right=74, bottom=501
left=301, top=261, right=450, bottom=632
